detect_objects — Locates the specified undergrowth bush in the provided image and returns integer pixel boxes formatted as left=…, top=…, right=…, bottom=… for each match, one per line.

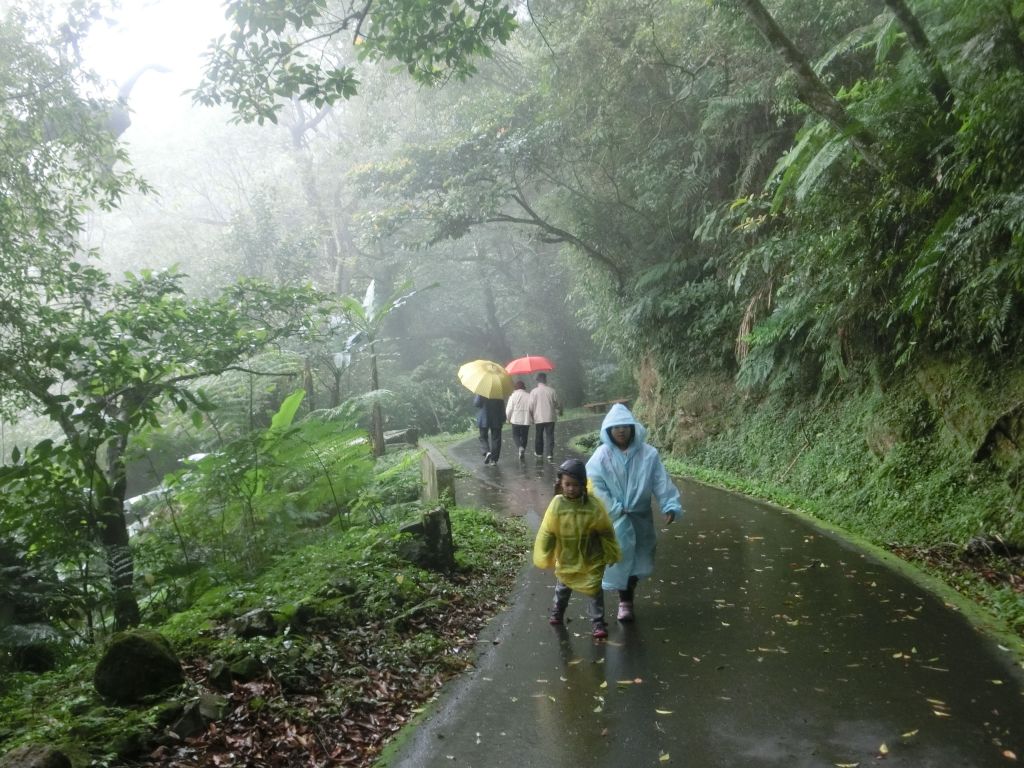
left=678, top=381, right=1020, bottom=546
left=1, top=482, right=528, bottom=766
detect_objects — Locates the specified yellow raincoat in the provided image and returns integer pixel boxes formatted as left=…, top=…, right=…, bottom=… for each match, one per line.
left=533, top=494, right=621, bottom=595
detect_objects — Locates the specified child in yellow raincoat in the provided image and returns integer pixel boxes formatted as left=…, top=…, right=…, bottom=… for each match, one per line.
left=533, top=458, right=621, bottom=638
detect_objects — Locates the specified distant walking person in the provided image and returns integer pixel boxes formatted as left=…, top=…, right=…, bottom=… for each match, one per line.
left=533, top=458, right=620, bottom=639
left=506, top=381, right=532, bottom=461
left=529, top=372, right=560, bottom=459
left=474, top=393, right=506, bottom=465
left=585, top=403, right=682, bottom=623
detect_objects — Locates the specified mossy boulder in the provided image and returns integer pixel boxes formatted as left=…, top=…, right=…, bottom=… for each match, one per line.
left=93, top=629, right=184, bottom=704
left=228, top=655, right=266, bottom=682
left=0, top=745, right=71, bottom=768
left=230, top=608, right=278, bottom=638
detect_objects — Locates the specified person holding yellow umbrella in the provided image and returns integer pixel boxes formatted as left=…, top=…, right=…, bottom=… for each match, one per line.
left=474, top=393, right=506, bottom=464
left=458, top=360, right=513, bottom=465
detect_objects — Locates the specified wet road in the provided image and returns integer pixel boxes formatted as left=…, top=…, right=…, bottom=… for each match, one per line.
left=388, top=420, right=1024, bottom=768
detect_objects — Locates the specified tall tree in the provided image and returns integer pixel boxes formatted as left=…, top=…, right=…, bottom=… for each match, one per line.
left=727, top=0, right=885, bottom=171
left=0, top=267, right=321, bottom=629
left=194, top=0, right=517, bottom=124
left=1, top=5, right=328, bottom=629
left=882, top=0, right=954, bottom=116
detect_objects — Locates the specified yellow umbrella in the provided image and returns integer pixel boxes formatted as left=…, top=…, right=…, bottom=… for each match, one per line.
left=458, top=359, right=513, bottom=399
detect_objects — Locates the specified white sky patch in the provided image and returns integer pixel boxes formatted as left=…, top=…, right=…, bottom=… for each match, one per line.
left=81, top=0, right=231, bottom=135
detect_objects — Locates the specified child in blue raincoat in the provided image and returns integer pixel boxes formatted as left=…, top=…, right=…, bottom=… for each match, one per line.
left=585, top=404, right=682, bottom=622
left=533, top=458, right=621, bottom=638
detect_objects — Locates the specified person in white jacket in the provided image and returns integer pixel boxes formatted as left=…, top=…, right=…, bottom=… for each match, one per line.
left=528, top=372, right=560, bottom=459
left=505, top=381, right=533, bottom=460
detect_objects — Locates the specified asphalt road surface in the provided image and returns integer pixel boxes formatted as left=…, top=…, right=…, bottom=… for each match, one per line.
left=387, top=419, right=1024, bottom=768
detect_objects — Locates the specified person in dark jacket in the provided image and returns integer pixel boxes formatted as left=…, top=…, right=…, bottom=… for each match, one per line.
left=474, top=393, right=506, bottom=464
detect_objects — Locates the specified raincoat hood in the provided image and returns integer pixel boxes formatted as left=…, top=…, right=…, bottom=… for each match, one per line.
left=598, top=403, right=647, bottom=448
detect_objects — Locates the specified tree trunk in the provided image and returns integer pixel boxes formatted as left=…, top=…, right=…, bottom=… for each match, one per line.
left=331, top=367, right=342, bottom=408
left=98, top=434, right=140, bottom=630
left=369, top=342, right=385, bottom=457
left=883, top=0, right=955, bottom=116
left=998, top=0, right=1024, bottom=72
left=302, top=358, right=316, bottom=411
left=478, top=263, right=514, bottom=363
left=733, top=0, right=885, bottom=172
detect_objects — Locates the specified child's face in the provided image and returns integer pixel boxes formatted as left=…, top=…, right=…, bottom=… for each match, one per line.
left=610, top=425, right=632, bottom=448
left=560, top=474, right=583, bottom=499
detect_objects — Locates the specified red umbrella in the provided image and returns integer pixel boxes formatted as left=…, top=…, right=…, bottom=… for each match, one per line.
left=505, top=355, right=555, bottom=375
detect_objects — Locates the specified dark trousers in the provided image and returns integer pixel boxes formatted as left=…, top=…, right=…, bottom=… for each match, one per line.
left=553, top=580, right=606, bottom=626
left=511, top=424, right=530, bottom=450
left=478, top=426, right=502, bottom=461
left=619, top=575, right=640, bottom=603
left=534, top=422, right=555, bottom=457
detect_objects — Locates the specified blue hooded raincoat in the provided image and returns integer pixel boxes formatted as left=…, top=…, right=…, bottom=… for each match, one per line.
left=586, top=404, right=682, bottom=591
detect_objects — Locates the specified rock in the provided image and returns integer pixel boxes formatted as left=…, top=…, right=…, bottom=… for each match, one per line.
left=161, top=693, right=229, bottom=742
left=228, top=655, right=266, bottom=682
left=8, top=638, right=57, bottom=673
left=207, top=659, right=234, bottom=691
left=962, top=534, right=1021, bottom=561
left=93, top=629, right=184, bottom=704
left=154, top=701, right=185, bottom=729
left=167, top=701, right=206, bottom=740
left=197, top=693, right=230, bottom=721
left=111, top=730, right=148, bottom=760
left=0, top=745, right=71, bottom=768
left=230, top=608, right=278, bottom=638
left=398, top=506, right=456, bottom=571
left=289, top=604, right=317, bottom=632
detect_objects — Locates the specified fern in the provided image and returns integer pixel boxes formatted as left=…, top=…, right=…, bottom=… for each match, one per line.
left=768, top=120, right=832, bottom=213
left=795, top=136, right=848, bottom=201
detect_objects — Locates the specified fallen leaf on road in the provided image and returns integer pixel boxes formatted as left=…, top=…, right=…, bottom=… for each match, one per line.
left=1002, top=749, right=1016, bottom=760
left=879, top=743, right=889, bottom=755
left=901, top=729, right=918, bottom=738
left=655, top=709, right=673, bottom=715
left=659, top=752, right=670, bottom=762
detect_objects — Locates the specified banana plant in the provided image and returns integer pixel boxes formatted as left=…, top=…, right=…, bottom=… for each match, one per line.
left=337, top=280, right=436, bottom=456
